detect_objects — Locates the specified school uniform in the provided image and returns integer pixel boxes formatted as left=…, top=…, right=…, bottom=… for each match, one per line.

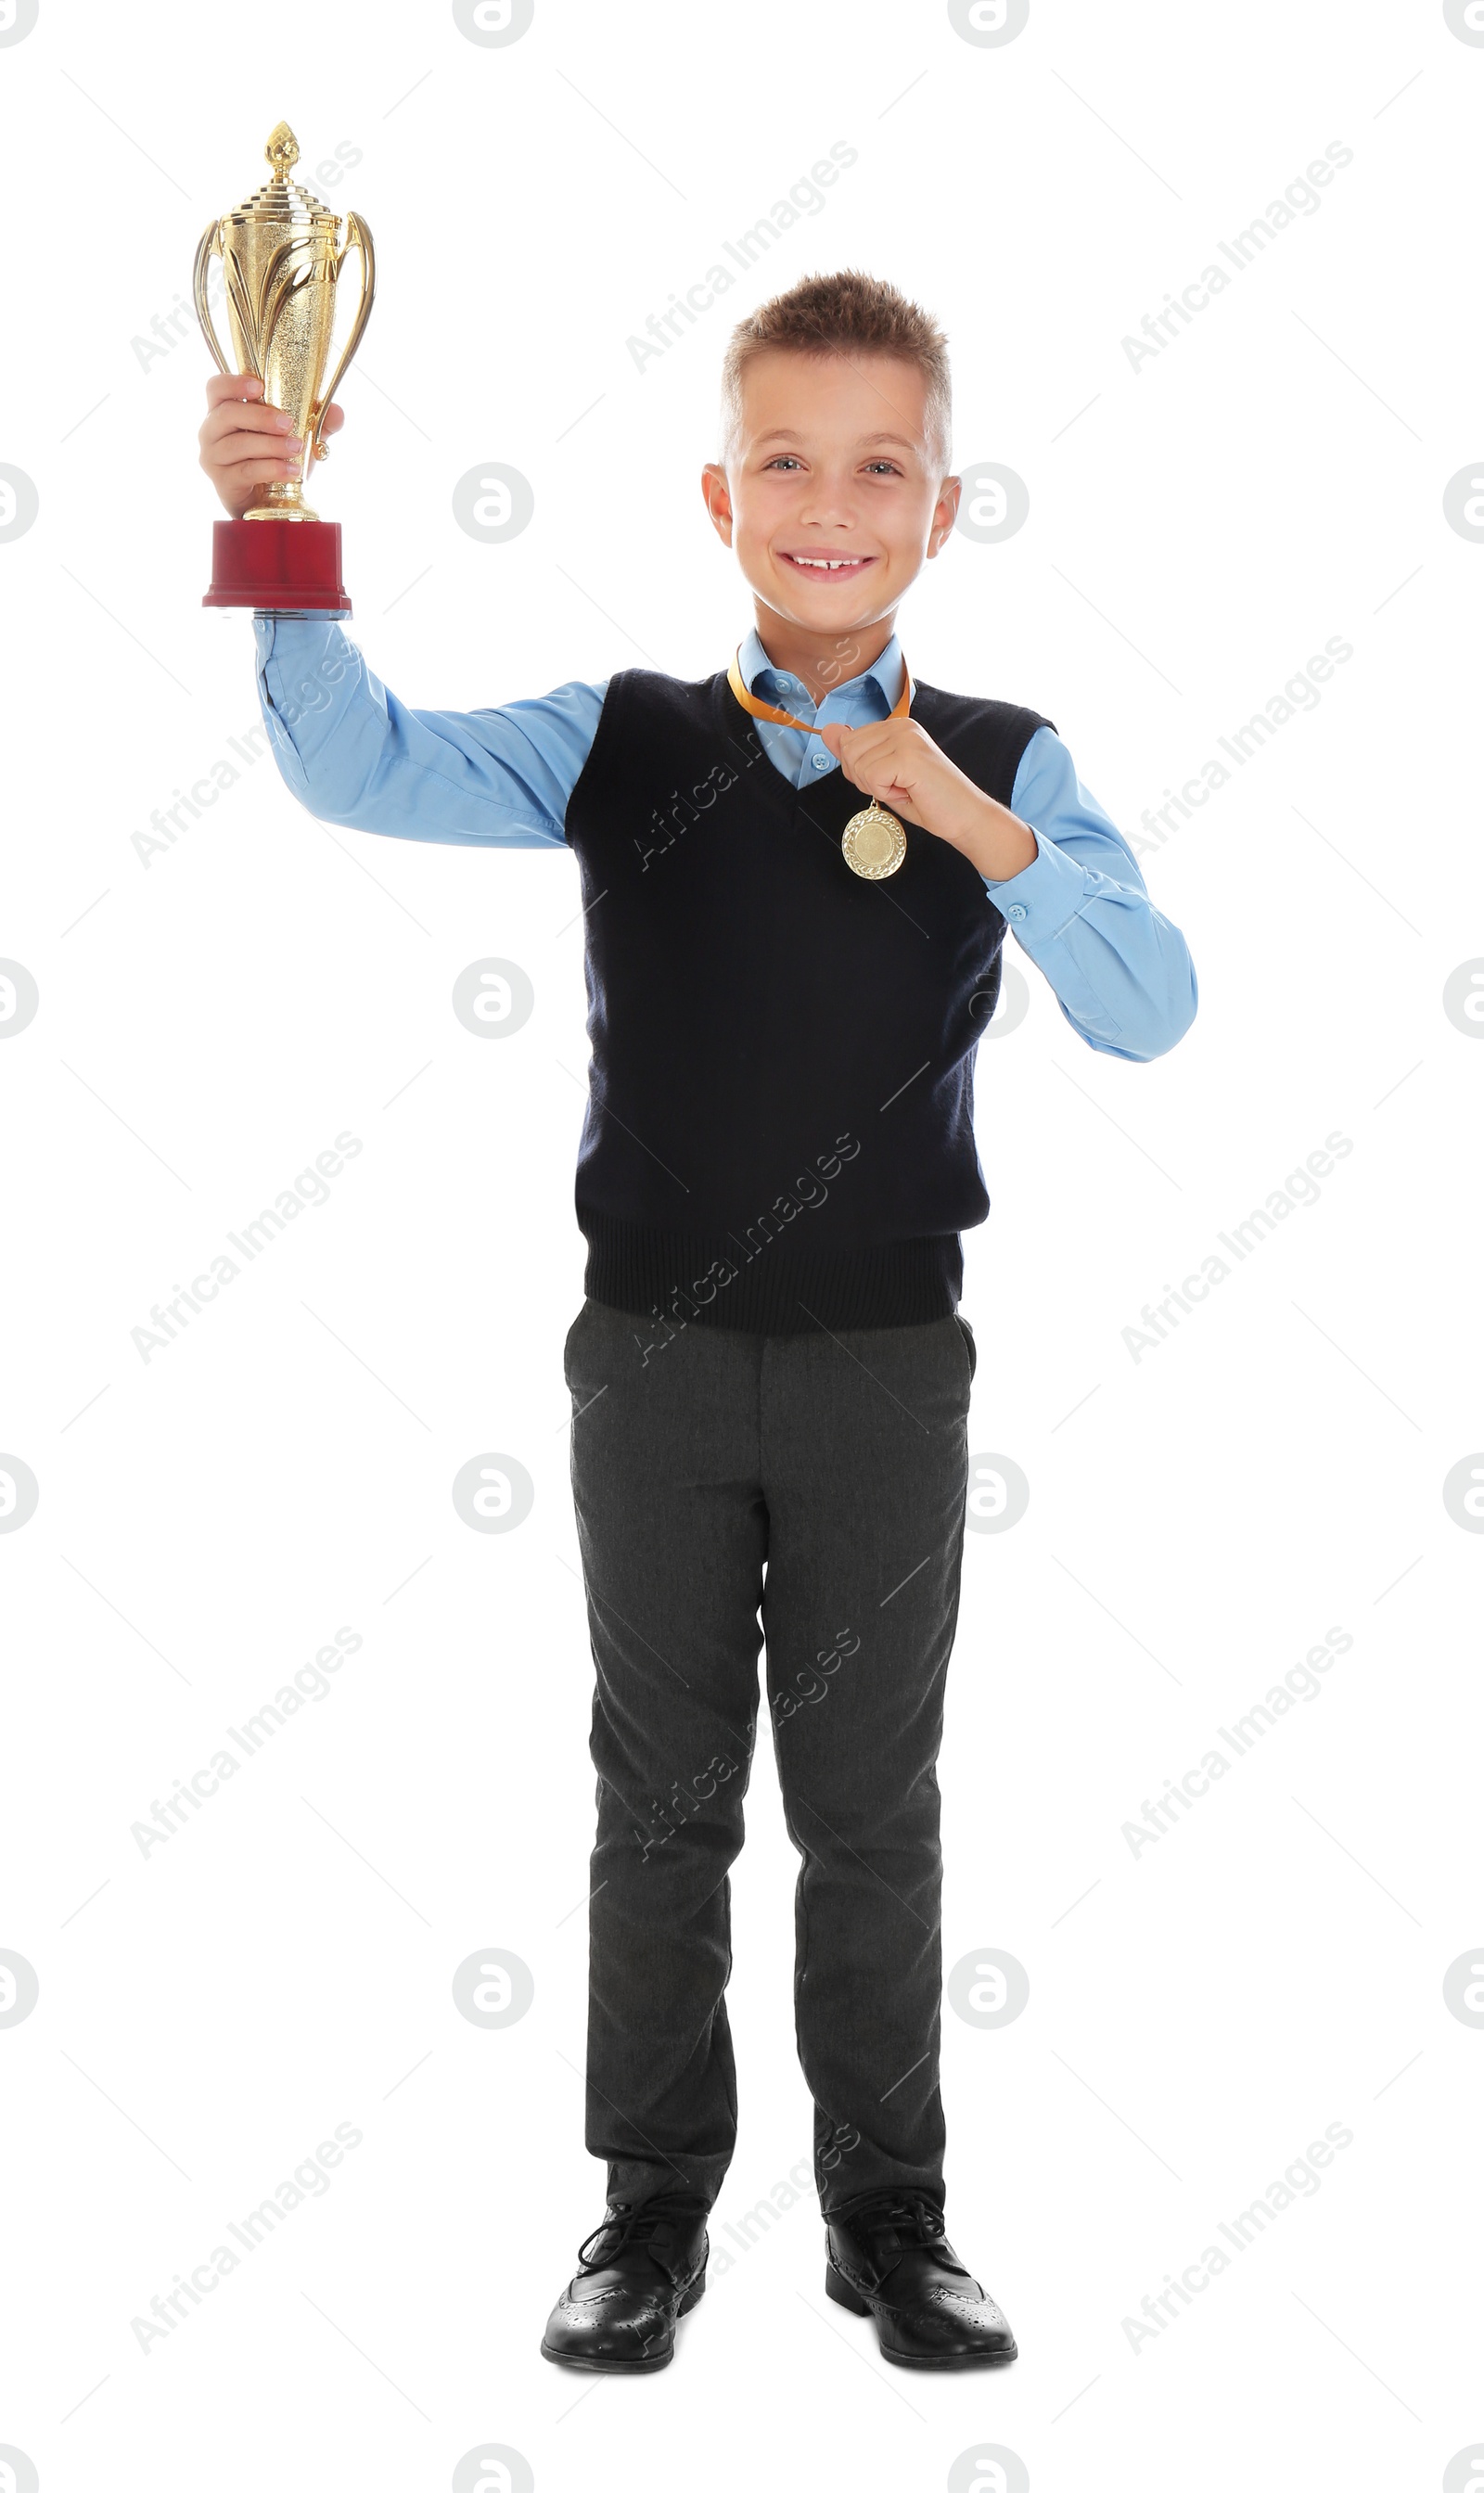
left=254, top=613, right=1196, bottom=2363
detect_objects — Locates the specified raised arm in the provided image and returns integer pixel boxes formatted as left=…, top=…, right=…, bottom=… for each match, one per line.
left=199, top=371, right=601, bottom=849
left=253, top=614, right=603, bottom=849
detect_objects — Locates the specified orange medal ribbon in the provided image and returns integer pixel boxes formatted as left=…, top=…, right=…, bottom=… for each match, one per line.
left=724, top=646, right=915, bottom=881
left=725, top=646, right=914, bottom=735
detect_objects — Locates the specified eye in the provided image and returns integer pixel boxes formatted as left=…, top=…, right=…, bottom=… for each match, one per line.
left=764, top=454, right=802, bottom=470
left=863, top=460, right=903, bottom=476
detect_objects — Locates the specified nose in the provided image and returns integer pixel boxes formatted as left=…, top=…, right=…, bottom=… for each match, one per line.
left=793, top=470, right=859, bottom=530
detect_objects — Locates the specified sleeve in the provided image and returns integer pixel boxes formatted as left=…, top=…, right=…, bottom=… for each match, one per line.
left=982, top=724, right=1198, bottom=1063
left=251, top=612, right=608, bottom=849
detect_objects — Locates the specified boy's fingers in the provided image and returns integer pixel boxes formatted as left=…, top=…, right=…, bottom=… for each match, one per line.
left=199, top=397, right=345, bottom=445
left=842, top=722, right=898, bottom=758
left=207, top=431, right=302, bottom=468
left=822, top=719, right=901, bottom=758
left=201, top=399, right=296, bottom=444
left=204, top=370, right=263, bottom=407
left=827, top=722, right=892, bottom=767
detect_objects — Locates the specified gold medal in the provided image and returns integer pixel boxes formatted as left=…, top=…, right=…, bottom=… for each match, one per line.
left=725, top=645, right=915, bottom=883
left=840, top=799, right=907, bottom=879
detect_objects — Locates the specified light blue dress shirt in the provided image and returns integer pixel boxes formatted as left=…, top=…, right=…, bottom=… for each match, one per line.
left=251, top=615, right=1196, bottom=1061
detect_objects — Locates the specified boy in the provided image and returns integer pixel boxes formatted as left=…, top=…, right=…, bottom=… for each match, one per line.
left=199, top=271, right=1196, bottom=2374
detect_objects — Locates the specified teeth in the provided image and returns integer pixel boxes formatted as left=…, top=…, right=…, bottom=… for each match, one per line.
left=790, top=556, right=864, bottom=569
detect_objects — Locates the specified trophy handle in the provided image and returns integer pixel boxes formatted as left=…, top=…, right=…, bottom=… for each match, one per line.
left=192, top=217, right=235, bottom=377
left=309, top=211, right=376, bottom=462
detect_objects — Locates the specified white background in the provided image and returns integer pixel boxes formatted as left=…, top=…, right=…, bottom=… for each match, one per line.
left=1, top=2, right=1481, bottom=2488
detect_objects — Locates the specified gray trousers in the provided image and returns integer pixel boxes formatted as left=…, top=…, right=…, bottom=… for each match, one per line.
left=563, top=1293, right=977, bottom=2217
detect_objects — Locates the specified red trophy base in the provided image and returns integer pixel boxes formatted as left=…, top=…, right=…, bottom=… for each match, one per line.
left=203, top=518, right=352, bottom=614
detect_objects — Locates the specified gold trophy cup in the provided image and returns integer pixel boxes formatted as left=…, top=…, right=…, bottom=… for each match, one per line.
left=195, top=121, right=374, bottom=611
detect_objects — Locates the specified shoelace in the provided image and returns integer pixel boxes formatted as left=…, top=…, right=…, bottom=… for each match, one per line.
left=576, top=2197, right=704, bottom=2273
left=838, top=2191, right=948, bottom=2247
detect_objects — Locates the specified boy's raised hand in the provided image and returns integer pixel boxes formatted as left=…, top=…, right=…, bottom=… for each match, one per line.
left=198, top=371, right=345, bottom=519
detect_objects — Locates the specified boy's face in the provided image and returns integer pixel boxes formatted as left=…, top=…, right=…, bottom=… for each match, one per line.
left=701, top=351, right=960, bottom=653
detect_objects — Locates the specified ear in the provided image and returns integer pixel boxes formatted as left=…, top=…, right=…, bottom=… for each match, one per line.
left=928, top=473, right=961, bottom=557
left=700, top=461, right=734, bottom=546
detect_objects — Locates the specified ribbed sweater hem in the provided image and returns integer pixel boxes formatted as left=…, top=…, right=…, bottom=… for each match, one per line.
left=578, top=1209, right=964, bottom=1335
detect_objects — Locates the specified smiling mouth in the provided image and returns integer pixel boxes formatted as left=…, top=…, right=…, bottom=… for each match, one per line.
left=777, top=552, right=876, bottom=575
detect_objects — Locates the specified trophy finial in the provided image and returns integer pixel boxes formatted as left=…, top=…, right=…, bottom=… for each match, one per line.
left=264, top=121, right=300, bottom=184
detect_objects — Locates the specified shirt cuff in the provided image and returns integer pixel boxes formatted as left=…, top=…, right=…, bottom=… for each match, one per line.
left=982, top=819, right=1111, bottom=943
left=252, top=611, right=347, bottom=795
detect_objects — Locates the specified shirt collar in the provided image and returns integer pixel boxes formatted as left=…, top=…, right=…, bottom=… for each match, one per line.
left=738, top=624, right=904, bottom=721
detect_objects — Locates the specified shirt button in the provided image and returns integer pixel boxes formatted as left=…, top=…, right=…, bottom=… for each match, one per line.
left=1007, top=902, right=1028, bottom=919
left=811, top=751, right=832, bottom=772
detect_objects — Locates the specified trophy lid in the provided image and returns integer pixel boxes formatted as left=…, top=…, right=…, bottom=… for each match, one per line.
left=224, top=121, right=339, bottom=224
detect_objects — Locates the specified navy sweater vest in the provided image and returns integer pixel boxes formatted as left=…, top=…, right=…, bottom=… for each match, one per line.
left=563, top=665, right=1055, bottom=1334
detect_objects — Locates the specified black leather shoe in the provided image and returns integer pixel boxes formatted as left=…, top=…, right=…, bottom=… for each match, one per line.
left=540, top=2195, right=710, bottom=2372
left=825, top=2191, right=1017, bottom=2369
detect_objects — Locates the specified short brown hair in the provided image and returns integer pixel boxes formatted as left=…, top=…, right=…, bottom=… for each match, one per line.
left=719, top=269, right=953, bottom=474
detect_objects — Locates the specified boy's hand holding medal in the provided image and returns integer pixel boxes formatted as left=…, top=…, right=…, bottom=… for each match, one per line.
left=819, top=716, right=1039, bottom=884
